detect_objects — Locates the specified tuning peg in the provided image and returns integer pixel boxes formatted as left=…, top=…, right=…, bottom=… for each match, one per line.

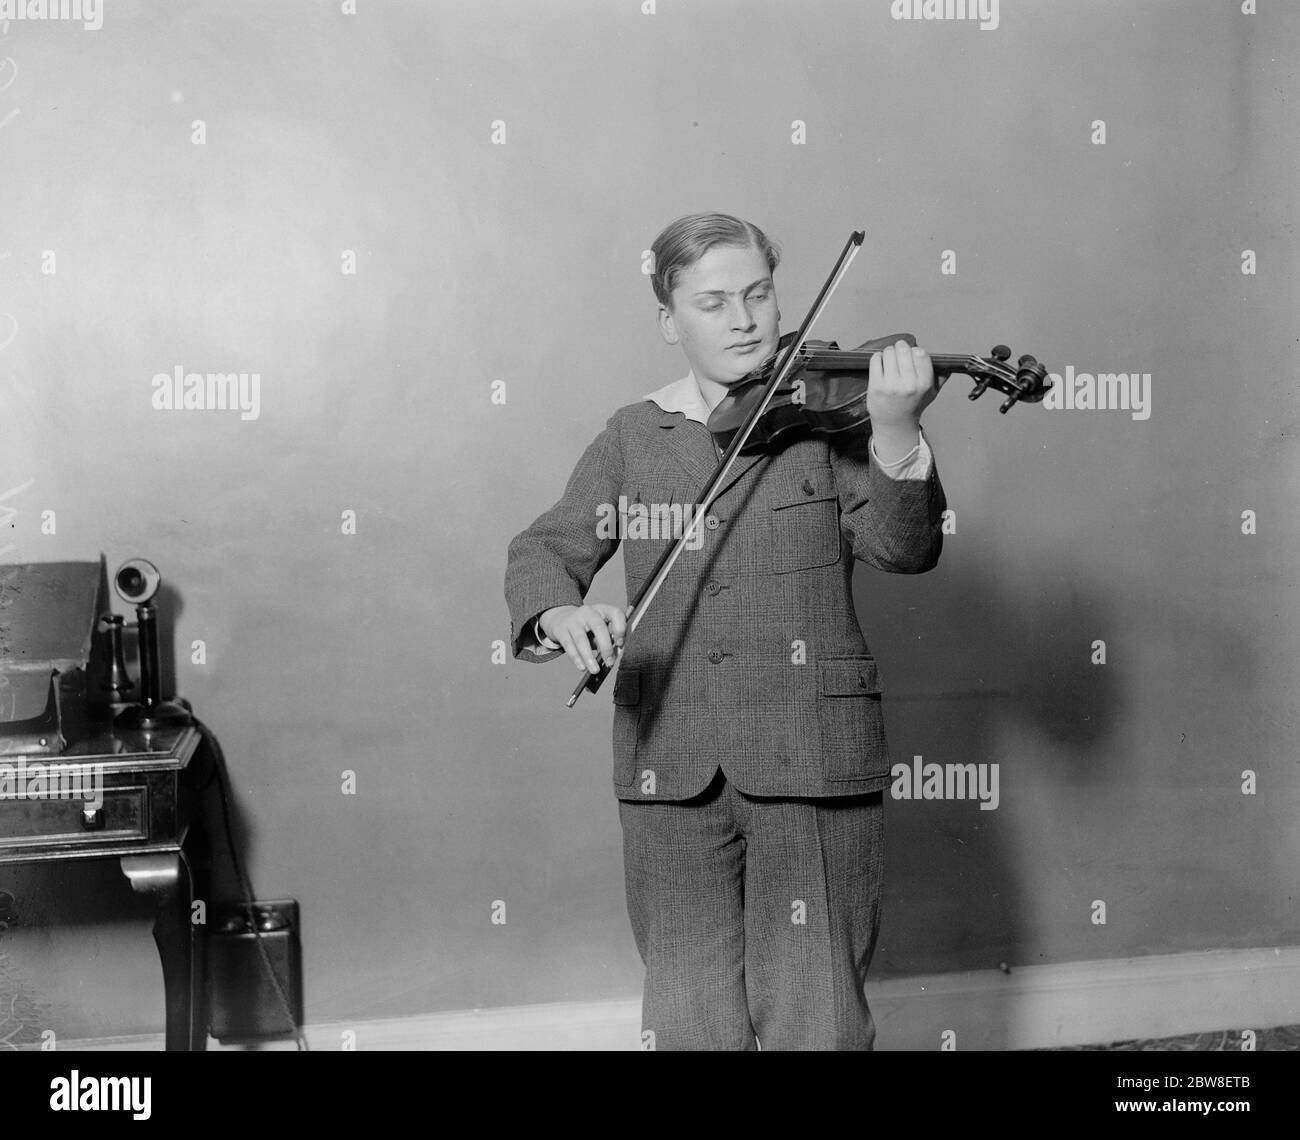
left=1009, top=356, right=1049, bottom=409
left=968, top=378, right=992, bottom=401
left=991, top=345, right=1011, bottom=362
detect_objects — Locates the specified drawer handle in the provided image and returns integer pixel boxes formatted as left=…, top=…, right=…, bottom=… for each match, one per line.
left=81, top=806, right=104, bottom=831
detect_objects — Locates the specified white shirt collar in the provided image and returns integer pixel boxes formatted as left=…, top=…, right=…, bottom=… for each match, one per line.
left=642, top=369, right=712, bottom=426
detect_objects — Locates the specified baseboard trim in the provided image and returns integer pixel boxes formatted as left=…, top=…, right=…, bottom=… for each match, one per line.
left=56, top=946, right=1300, bottom=1051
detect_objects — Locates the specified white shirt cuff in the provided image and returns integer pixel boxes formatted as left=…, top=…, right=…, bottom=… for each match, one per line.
left=871, top=430, right=933, bottom=481
left=533, top=615, right=562, bottom=650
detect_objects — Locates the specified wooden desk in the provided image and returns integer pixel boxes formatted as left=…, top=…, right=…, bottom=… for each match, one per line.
left=0, top=721, right=211, bottom=1050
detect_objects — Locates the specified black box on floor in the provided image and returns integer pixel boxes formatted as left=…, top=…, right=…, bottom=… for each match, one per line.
left=208, top=899, right=303, bottom=1042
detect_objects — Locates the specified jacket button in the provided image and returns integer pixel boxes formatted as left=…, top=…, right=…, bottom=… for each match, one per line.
left=705, top=514, right=720, bottom=530
left=706, top=581, right=721, bottom=595
left=708, top=649, right=724, bottom=664
left=859, top=674, right=869, bottom=687
left=802, top=479, right=816, bottom=495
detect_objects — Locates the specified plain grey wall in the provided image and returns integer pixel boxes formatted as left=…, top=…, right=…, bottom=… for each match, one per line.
left=0, top=0, right=1296, bottom=1040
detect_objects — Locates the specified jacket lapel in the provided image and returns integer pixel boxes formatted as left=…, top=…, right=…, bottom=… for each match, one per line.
left=655, top=410, right=771, bottom=505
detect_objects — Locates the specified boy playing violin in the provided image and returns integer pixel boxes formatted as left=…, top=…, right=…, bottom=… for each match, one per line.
left=505, top=213, right=947, bottom=1050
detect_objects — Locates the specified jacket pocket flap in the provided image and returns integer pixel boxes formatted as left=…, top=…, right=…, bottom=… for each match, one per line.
left=769, top=465, right=837, bottom=509
left=613, top=670, right=640, bottom=706
left=819, top=658, right=881, bottom=696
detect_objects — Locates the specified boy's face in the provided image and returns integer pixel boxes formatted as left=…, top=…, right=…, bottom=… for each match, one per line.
left=658, top=243, right=780, bottom=387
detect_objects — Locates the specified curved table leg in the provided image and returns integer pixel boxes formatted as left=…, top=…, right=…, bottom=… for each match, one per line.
left=120, top=852, right=208, bottom=1051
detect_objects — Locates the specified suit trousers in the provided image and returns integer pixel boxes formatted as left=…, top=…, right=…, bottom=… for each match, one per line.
left=618, top=768, right=885, bottom=1050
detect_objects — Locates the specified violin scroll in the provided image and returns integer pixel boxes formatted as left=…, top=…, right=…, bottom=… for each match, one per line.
left=960, top=347, right=1052, bottom=413
left=962, top=344, right=1051, bottom=411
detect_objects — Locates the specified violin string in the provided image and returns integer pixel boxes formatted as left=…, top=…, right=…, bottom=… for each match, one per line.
left=792, top=351, right=980, bottom=366
left=757, top=348, right=986, bottom=364
left=754, top=350, right=1013, bottom=381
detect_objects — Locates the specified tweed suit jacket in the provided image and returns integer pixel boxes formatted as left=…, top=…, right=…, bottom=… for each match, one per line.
left=505, top=383, right=946, bottom=802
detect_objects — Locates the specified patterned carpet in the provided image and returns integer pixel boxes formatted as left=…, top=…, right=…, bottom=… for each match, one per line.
left=1043, top=1024, right=1300, bottom=1051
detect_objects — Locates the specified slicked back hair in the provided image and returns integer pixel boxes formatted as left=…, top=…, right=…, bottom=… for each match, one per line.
left=650, top=213, right=781, bottom=310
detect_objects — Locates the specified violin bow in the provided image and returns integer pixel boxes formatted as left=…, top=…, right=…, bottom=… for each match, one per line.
left=567, top=230, right=866, bottom=707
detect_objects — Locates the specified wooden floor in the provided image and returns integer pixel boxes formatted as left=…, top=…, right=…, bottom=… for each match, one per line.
left=1042, top=1024, right=1300, bottom=1051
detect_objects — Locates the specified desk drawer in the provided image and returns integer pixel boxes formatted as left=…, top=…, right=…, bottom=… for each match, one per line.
left=0, top=786, right=148, bottom=850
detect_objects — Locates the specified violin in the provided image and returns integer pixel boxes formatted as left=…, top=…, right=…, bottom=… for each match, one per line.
left=567, top=230, right=1049, bottom=707
left=708, top=331, right=1051, bottom=454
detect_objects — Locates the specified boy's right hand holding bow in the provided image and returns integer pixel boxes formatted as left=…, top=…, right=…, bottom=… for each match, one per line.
left=539, top=604, right=629, bottom=674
